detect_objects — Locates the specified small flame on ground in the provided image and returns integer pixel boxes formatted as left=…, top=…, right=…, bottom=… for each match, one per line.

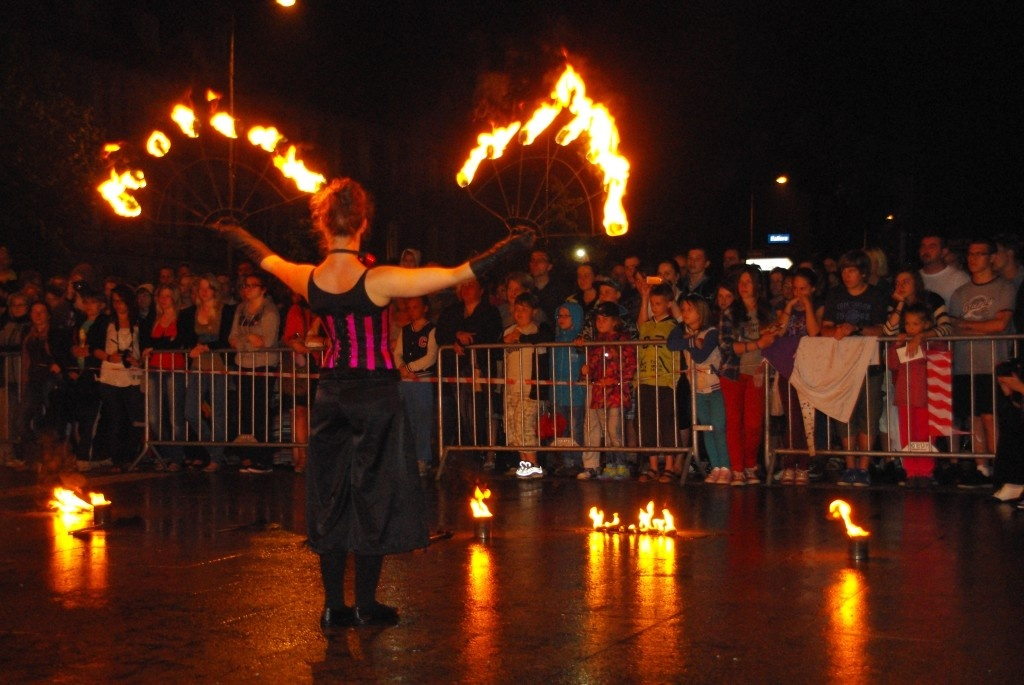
left=210, top=112, right=238, bottom=139
left=590, top=501, right=673, bottom=535
left=470, top=485, right=493, bottom=518
left=206, top=88, right=222, bottom=102
left=102, top=142, right=122, bottom=157
left=273, top=145, right=326, bottom=193
left=828, top=500, right=869, bottom=538
left=97, top=168, right=146, bottom=217
left=49, top=487, right=110, bottom=514
left=146, top=131, right=171, bottom=157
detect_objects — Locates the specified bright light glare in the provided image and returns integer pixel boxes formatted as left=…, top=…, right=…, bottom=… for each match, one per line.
left=276, top=0, right=296, bottom=6
left=776, top=175, right=788, bottom=185
left=575, top=248, right=588, bottom=260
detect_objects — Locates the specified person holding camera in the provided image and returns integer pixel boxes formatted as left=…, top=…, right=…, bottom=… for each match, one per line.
left=97, top=284, right=143, bottom=472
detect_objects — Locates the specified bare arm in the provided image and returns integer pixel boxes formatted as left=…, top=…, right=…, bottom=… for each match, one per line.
left=261, top=255, right=315, bottom=301
left=365, top=264, right=475, bottom=303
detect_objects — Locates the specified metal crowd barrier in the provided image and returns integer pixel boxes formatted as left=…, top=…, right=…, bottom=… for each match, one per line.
left=135, top=347, right=314, bottom=469
left=434, top=340, right=700, bottom=479
left=1, top=352, right=22, bottom=463
left=765, top=334, right=1022, bottom=482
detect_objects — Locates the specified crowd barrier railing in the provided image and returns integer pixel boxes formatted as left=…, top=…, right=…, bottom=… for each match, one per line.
left=433, top=339, right=702, bottom=480
left=135, top=347, right=315, bottom=468
left=764, top=334, right=1022, bottom=482
left=1, top=352, right=22, bottom=463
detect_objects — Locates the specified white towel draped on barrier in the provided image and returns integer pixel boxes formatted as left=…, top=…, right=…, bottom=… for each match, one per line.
left=789, top=337, right=880, bottom=423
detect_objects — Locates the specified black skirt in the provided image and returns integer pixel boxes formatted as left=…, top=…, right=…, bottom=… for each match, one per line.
left=305, top=377, right=429, bottom=555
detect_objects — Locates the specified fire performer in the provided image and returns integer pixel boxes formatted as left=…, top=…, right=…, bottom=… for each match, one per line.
left=211, top=177, right=534, bottom=630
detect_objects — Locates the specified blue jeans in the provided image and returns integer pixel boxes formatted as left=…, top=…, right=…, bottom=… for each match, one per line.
left=146, top=370, right=186, bottom=465
left=696, top=391, right=729, bottom=469
left=184, top=372, right=229, bottom=464
left=399, top=380, right=435, bottom=465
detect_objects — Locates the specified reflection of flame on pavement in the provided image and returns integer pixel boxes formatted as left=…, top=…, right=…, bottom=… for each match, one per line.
left=829, top=500, right=869, bottom=538
left=589, top=500, right=675, bottom=535
left=457, top=64, right=631, bottom=236
left=470, top=486, right=493, bottom=519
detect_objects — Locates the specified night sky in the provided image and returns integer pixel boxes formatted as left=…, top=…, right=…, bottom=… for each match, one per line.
left=5, top=0, right=1023, bottom=267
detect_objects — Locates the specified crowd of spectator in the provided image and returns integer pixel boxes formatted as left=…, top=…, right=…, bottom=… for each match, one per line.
left=3, top=233, right=1024, bottom=508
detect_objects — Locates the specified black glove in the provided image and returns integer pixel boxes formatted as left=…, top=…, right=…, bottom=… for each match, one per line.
left=469, top=225, right=537, bottom=278
left=209, top=219, right=274, bottom=265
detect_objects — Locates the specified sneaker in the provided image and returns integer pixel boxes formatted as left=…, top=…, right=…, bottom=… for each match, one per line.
left=957, top=469, right=993, bottom=490
left=744, top=468, right=761, bottom=485
left=515, top=461, right=543, bottom=479
left=243, top=464, right=272, bottom=474
left=706, top=467, right=721, bottom=484
left=730, top=471, right=746, bottom=487
left=598, top=465, right=618, bottom=480
left=577, top=468, right=600, bottom=480
left=203, top=462, right=221, bottom=473
left=991, top=483, right=1024, bottom=502
left=716, top=468, right=732, bottom=485
left=614, top=464, right=631, bottom=481
left=838, top=469, right=856, bottom=486
left=794, top=468, right=810, bottom=485
left=167, top=462, right=182, bottom=473
left=853, top=469, right=871, bottom=488
left=779, top=468, right=795, bottom=485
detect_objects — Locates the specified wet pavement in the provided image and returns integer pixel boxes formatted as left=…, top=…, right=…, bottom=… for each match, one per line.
left=2, top=463, right=1023, bottom=684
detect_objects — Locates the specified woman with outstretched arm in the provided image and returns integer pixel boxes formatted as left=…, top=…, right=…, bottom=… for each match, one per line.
left=212, top=177, right=533, bottom=632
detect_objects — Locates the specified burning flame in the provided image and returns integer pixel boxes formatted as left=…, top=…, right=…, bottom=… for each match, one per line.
left=171, top=104, right=199, bottom=138
left=206, top=88, right=222, bottom=102
left=210, top=112, right=238, bottom=139
left=635, top=501, right=676, bottom=534
left=456, top=122, right=522, bottom=188
left=588, top=507, right=621, bottom=530
left=146, top=131, right=171, bottom=157
left=97, top=168, right=146, bottom=217
left=102, top=142, right=122, bottom=157
left=458, top=64, right=630, bottom=236
left=48, top=487, right=109, bottom=514
left=248, top=126, right=284, bottom=152
left=828, top=500, right=869, bottom=538
left=470, top=486, right=493, bottom=518
left=273, top=145, right=326, bottom=193
left=590, top=501, right=675, bottom=534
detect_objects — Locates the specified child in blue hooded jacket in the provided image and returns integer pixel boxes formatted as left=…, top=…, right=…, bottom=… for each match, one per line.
left=552, top=301, right=587, bottom=474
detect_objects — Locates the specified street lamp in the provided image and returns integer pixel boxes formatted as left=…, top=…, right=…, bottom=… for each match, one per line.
left=748, top=175, right=788, bottom=252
